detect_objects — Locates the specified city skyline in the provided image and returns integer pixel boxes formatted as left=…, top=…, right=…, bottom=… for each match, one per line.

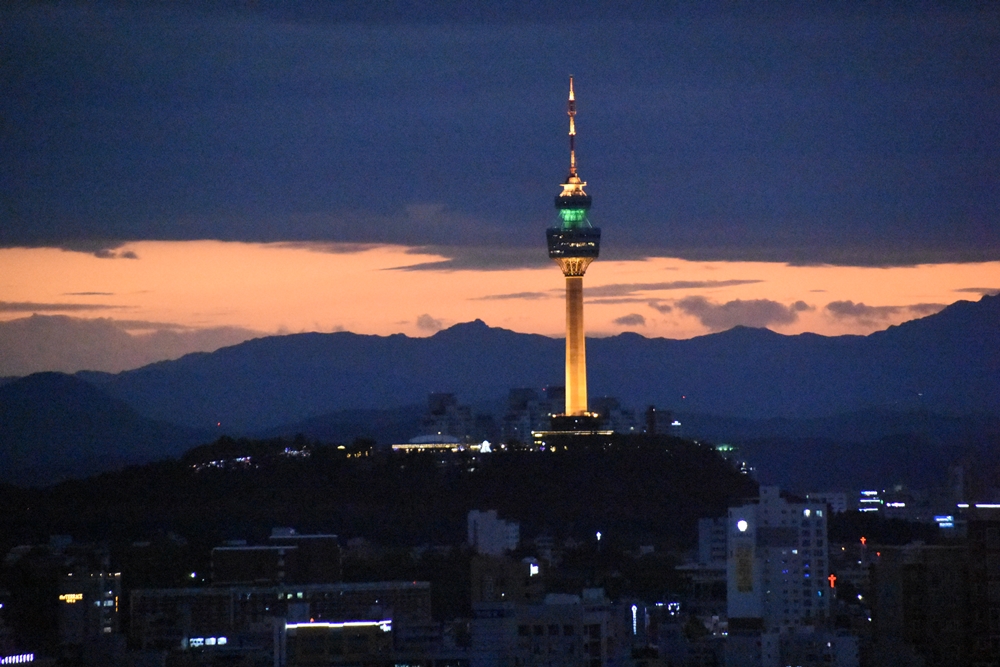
left=3, top=7, right=998, bottom=663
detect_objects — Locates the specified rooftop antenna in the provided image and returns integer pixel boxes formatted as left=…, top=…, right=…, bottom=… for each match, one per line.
left=568, top=75, right=578, bottom=179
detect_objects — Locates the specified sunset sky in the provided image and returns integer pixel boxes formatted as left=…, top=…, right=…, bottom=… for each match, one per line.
left=1, top=3, right=998, bottom=375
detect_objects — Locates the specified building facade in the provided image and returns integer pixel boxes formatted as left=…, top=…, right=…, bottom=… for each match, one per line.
left=130, top=581, right=432, bottom=654
left=470, top=590, right=631, bottom=667
left=468, top=510, right=519, bottom=557
left=727, top=486, right=830, bottom=631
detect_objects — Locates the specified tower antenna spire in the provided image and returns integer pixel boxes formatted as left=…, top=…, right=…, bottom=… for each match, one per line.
left=568, top=75, right=577, bottom=178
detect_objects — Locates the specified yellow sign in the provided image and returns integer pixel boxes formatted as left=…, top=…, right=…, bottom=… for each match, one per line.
left=735, top=546, right=754, bottom=593
left=59, top=593, right=83, bottom=603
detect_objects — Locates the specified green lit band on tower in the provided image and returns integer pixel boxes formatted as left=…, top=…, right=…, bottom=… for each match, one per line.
left=546, top=76, right=601, bottom=417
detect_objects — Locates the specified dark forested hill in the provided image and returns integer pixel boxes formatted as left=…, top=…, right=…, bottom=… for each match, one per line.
left=0, top=373, right=212, bottom=485
left=0, top=436, right=756, bottom=550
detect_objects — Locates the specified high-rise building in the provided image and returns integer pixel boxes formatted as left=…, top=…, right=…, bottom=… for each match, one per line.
left=967, top=507, right=1000, bottom=663
left=470, top=555, right=544, bottom=605
left=58, top=570, right=121, bottom=645
left=211, top=528, right=341, bottom=586
left=698, top=517, right=729, bottom=566
left=468, top=510, right=520, bottom=556
left=546, top=76, right=600, bottom=419
left=869, top=543, right=970, bottom=667
left=470, top=589, right=631, bottom=667
left=724, top=488, right=854, bottom=667
left=727, top=487, right=830, bottom=631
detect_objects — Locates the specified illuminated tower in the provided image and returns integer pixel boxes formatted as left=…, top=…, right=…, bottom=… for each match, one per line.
left=546, top=76, right=600, bottom=417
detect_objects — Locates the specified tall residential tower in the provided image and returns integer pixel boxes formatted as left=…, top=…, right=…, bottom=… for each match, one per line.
left=546, top=76, right=600, bottom=418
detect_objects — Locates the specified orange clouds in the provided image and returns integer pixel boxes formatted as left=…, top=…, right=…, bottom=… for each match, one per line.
left=1, top=242, right=997, bottom=355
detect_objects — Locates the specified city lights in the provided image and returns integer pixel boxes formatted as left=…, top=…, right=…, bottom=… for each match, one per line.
left=286, top=620, right=392, bottom=633
left=186, top=636, right=227, bottom=648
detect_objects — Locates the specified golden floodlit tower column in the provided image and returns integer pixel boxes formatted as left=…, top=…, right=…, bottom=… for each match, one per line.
left=546, top=76, right=601, bottom=417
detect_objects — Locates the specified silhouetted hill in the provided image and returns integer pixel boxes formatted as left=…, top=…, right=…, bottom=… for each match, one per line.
left=674, top=409, right=1000, bottom=492
left=0, top=373, right=212, bottom=486
left=78, top=295, right=1000, bottom=433
left=263, top=405, right=1000, bottom=492
left=743, top=430, right=1000, bottom=493
left=678, top=408, right=1000, bottom=444
left=0, top=435, right=757, bottom=549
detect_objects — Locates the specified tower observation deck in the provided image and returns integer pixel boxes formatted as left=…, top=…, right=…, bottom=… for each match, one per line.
left=547, top=76, right=601, bottom=418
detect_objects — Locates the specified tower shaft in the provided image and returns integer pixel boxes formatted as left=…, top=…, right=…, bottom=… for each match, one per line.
left=564, top=275, right=588, bottom=416
left=546, top=76, right=600, bottom=421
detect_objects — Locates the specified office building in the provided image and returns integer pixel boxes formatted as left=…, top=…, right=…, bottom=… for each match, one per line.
left=470, top=589, right=630, bottom=667
left=869, top=543, right=969, bottom=666
left=967, top=506, right=1000, bottom=663
left=468, top=510, right=519, bottom=557
left=212, top=528, right=341, bottom=586
left=727, top=487, right=830, bottom=631
left=471, top=555, right=544, bottom=606
left=130, top=581, right=432, bottom=653
left=58, top=570, right=121, bottom=645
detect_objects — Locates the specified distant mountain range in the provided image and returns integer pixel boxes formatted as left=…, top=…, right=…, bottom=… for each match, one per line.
left=2, top=294, right=998, bottom=487
left=76, top=294, right=999, bottom=432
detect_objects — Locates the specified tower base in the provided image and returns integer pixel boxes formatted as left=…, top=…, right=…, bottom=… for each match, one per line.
left=529, top=413, right=612, bottom=449
left=549, top=413, right=603, bottom=432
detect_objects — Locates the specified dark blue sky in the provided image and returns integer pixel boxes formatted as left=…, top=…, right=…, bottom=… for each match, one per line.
left=2, top=2, right=997, bottom=267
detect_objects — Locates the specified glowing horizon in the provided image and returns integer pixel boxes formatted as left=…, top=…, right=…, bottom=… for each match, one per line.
left=1, top=240, right=997, bottom=374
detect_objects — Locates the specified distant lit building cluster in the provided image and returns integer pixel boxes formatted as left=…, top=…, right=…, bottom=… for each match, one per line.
left=394, top=388, right=675, bottom=453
